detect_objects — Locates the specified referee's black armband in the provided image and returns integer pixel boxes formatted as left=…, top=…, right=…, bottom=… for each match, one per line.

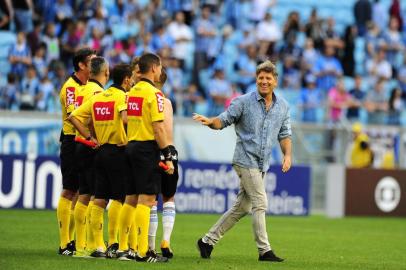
left=161, top=146, right=173, bottom=161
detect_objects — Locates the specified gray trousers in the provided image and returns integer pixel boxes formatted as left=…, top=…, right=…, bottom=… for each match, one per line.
left=203, top=165, right=271, bottom=255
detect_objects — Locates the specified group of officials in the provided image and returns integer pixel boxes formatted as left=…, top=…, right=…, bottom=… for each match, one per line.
left=56, top=48, right=177, bottom=263
left=55, top=46, right=293, bottom=264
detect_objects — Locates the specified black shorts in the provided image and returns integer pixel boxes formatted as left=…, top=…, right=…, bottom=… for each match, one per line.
left=75, top=142, right=96, bottom=196
left=94, top=144, right=128, bottom=201
left=161, top=147, right=179, bottom=198
left=60, top=134, right=79, bottom=192
left=126, top=141, right=161, bottom=195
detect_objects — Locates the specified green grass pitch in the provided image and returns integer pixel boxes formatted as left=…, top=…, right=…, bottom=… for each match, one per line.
left=0, top=209, right=405, bottom=270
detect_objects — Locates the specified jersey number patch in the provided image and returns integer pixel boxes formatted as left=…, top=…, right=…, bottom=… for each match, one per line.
left=156, top=92, right=164, bottom=113
left=66, top=87, right=75, bottom=106
left=93, top=101, right=115, bottom=121
left=127, top=97, right=143, bottom=116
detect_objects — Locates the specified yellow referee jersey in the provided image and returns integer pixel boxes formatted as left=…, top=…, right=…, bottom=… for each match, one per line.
left=59, top=74, right=86, bottom=135
left=71, top=85, right=128, bottom=145
left=74, top=79, right=104, bottom=139
left=127, top=79, right=165, bottom=141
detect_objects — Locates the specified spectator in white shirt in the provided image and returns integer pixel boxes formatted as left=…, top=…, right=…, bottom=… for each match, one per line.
left=366, top=48, right=392, bottom=85
left=256, top=12, right=281, bottom=59
left=167, top=11, right=193, bottom=69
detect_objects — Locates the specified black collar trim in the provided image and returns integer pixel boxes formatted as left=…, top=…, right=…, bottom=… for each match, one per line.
left=89, top=79, right=103, bottom=89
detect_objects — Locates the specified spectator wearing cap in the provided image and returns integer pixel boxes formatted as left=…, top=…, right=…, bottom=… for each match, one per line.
left=299, top=74, right=322, bottom=123
left=347, top=122, right=374, bottom=168
left=9, top=31, right=32, bottom=79
left=347, top=75, right=366, bottom=121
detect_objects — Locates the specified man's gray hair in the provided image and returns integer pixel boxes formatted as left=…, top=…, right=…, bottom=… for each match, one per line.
left=256, top=60, right=278, bottom=78
left=90, top=56, right=108, bottom=77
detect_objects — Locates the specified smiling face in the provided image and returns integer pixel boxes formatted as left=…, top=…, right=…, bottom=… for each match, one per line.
left=256, top=71, right=277, bottom=97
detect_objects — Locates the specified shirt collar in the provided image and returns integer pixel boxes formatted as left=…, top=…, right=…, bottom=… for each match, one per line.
left=71, top=73, right=85, bottom=85
left=255, top=91, right=277, bottom=103
left=110, top=84, right=126, bottom=92
left=140, top=78, right=156, bottom=87
left=88, top=79, right=103, bottom=89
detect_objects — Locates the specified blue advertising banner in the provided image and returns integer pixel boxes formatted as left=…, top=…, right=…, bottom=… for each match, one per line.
left=175, top=161, right=311, bottom=215
left=0, top=155, right=311, bottom=215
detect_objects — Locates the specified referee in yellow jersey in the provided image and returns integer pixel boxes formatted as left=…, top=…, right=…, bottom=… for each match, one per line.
left=116, top=53, right=173, bottom=263
left=72, top=56, right=109, bottom=257
left=57, top=47, right=96, bottom=256
left=68, top=63, right=133, bottom=258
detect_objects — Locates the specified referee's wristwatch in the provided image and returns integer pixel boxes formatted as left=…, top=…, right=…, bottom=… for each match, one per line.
left=86, top=136, right=92, bottom=141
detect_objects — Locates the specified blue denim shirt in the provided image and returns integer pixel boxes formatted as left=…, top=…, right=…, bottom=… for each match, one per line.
left=218, top=91, right=291, bottom=172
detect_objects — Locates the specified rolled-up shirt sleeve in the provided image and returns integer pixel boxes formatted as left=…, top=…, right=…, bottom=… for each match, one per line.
left=278, top=106, right=292, bottom=141
left=218, top=96, right=243, bottom=129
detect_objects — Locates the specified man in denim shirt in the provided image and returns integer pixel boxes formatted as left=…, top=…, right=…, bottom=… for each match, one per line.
left=194, top=60, right=292, bottom=262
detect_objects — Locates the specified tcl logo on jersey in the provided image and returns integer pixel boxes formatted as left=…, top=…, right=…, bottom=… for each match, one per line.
left=75, top=96, right=84, bottom=108
left=93, top=101, right=115, bottom=121
left=66, top=87, right=75, bottom=106
left=156, top=92, right=164, bottom=113
left=127, top=97, right=143, bottom=116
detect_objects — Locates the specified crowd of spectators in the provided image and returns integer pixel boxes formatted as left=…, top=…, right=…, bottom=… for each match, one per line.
left=0, top=0, right=405, bottom=126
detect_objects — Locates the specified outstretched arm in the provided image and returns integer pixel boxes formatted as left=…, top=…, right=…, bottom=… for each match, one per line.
left=192, top=113, right=223, bottom=130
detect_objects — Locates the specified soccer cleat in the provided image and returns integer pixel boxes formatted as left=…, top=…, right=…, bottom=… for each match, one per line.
left=116, top=249, right=137, bottom=261
left=197, top=238, right=213, bottom=259
left=73, top=249, right=91, bottom=258
left=90, top=248, right=106, bottom=259
left=68, top=240, right=76, bottom=251
left=258, top=250, right=284, bottom=262
left=106, top=243, right=119, bottom=259
left=135, top=250, right=168, bottom=263
left=58, top=246, right=74, bottom=256
left=160, top=240, right=173, bottom=258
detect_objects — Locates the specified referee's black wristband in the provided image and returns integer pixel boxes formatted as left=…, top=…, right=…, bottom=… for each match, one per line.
left=161, top=146, right=173, bottom=161
left=86, top=136, right=92, bottom=141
